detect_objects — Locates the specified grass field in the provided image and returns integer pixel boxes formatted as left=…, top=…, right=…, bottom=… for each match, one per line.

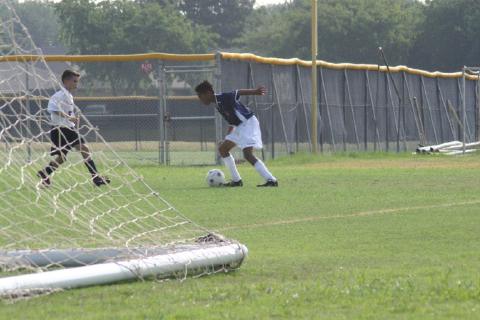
left=2, top=152, right=480, bottom=319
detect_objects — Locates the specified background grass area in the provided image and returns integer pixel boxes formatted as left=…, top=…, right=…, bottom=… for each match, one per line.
left=2, top=153, right=480, bottom=319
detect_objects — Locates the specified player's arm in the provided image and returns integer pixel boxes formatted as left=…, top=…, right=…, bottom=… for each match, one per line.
left=237, top=86, right=266, bottom=96
left=49, top=99, right=78, bottom=123
left=51, top=110, right=78, bottom=123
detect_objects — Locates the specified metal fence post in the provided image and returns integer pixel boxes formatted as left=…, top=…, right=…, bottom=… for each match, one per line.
left=157, top=61, right=166, bottom=165
left=320, top=67, right=335, bottom=152
left=342, top=67, right=347, bottom=152
left=25, top=63, right=32, bottom=163
left=401, top=72, right=407, bottom=151
left=436, top=78, right=445, bottom=142
left=344, top=70, right=360, bottom=150
left=384, top=70, right=389, bottom=151
left=248, top=62, right=265, bottom=160
left=364, top=70, right=368, bottom=151
left=296, top=65, right=312, bottom=152
left=294, top=65, right=299, bottom=153
left=462, top=67, right=466, bottom=153
left=476, top=75, right=480, bottom=141
left=214, top=52, right=223, bottom=165
left=271, top=65, right=291, bottom=155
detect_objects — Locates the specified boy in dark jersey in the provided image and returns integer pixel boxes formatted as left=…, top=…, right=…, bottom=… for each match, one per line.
left=195, top=80, right=277, bottom=187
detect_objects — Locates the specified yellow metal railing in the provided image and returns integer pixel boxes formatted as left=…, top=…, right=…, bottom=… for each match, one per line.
left=0, top=52, right=477, bottom=80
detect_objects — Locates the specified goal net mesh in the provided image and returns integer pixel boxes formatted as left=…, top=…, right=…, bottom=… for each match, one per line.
left=0, top=1, right=240, bottom=299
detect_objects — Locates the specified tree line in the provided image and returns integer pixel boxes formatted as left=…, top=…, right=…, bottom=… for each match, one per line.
left=6, top=0, right=480, bottom=72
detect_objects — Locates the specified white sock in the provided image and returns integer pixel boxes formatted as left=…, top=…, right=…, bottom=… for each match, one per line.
left=254, top=159, right=276, bottom=182
left=222, top=154, right=242, bottom=182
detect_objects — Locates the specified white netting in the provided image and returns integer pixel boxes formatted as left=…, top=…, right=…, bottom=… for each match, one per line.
left=0, top=1, right=242, bottom=298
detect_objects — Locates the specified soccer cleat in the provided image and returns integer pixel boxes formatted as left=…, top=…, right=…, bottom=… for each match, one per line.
left=257, top=180, right=278, bottom=187
left=222, top=180, right=243, bottom=187
left=37, top=170, right=51, bottom=188
left=93, top=175, right=111, bottom=187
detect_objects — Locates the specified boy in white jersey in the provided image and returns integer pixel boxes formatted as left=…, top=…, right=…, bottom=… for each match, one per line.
left=195, top=80, right=278, bottom=187
left=37, top=70, right=110, bottom=187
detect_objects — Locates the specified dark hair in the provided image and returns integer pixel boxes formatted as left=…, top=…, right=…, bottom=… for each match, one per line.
left=195, top=80, right=214, bottom=94
left=61, top=70, right=80, bottom=83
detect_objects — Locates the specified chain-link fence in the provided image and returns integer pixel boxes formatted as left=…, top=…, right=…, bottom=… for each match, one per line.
left=2, top=53, right=479, bottom=165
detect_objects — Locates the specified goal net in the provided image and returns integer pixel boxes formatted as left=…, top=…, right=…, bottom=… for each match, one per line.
left=0, top=1, right=246, bottom=299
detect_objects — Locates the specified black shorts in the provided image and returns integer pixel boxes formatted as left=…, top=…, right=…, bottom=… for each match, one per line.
left=50, top=127, right=85, bottom=156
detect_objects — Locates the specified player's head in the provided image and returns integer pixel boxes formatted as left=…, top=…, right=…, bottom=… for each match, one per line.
left=195, top=80, right=215, bottom=105
left=61, top=70, right=80, bottom=92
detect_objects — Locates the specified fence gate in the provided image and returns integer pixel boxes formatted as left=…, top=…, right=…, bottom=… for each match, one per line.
left=158, top=62, right=222, bottom=166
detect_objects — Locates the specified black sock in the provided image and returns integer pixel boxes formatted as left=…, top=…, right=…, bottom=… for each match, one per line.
left=45, top=162, right=57, bottom=175
left=85, top=159, right=98, bottom=176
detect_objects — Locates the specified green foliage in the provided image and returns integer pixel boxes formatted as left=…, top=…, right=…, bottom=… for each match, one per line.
left=5, top=0, right=480, bottom=77
left=12, top=1, right=60, bottom=48
left=55, top=0, right=216, bottom=94
left=178, top=0, right=255, bottom=49
left=410, top=0, right=480, bottom=71
left=240, top=0, right=424, bottom=65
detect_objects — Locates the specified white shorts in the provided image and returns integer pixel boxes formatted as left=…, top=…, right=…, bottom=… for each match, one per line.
left=225, top=116, right=263, bottom=150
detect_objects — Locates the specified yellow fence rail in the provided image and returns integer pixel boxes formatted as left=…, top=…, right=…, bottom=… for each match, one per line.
left=1, top=52, right=477, bottom=80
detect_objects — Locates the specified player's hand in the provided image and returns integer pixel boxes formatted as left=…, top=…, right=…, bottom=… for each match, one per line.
left=68, top=115, right=78, bottom=123
left=256, top=86, right=267, bottom=96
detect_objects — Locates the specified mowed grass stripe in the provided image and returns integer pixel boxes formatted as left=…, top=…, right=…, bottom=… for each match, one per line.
left=219, top=198, right=480, bottom=231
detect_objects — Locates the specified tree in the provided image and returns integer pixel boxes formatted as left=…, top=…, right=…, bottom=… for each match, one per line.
left=178, top=0, right=254, bottom=49
left=410, top=0, right=480, bottom=71
left=12, top=1, right=60, bottom=49
left=55, top=0, right=216, bottom=94
left=0, top=1, right=60, bottom=54
left=240, top=0, right=424, bottom=65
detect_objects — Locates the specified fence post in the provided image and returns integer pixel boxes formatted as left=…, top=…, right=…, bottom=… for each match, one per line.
left=248, top=62, right=265, bottom=160
left=402, top=72, right=407, bottom=151
left=271, top=65, right=290, bottom=155
left=25, top=63, right=32, bottom=163
left=421, top=77, right=439, bottom=145
left=462, top=68, right=466, bottom=152
left=476, top=76, right=480, bottom=141
left=436, top=78, right=445, bottom=142
left=342, top=67, right=347, bottom=152
left=157, top=61, right=165, bottom=165
left=384, top=70, right=389, bottom=151
left=294, top=65, right=299, bottom=153
left=344, top=70, right=360, bottom=150
left=270, top=66, right=275, bottom=159
left=296, top=65, right=312, bottom=152
left=214, top=52, right=223, bottom=165
left=364, top=70, right=368, bottom=151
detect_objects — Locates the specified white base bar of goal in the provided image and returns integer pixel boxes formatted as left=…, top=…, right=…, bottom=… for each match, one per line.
left=0, top=243, right=247, bottom=296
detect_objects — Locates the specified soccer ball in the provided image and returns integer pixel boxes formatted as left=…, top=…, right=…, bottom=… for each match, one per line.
left=206, top=169, right=226, bottom=187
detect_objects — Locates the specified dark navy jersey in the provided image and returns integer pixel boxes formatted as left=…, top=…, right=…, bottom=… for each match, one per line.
left=215, top=90, right=254, bottom=126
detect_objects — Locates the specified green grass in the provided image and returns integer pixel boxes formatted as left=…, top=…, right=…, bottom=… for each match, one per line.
left=2, top=153, right=480, bottom=319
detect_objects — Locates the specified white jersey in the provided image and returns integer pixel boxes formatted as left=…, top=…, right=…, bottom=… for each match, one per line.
left=47, top=87, right=76, bottom=128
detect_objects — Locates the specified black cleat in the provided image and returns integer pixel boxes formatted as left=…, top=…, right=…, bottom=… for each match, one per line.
left=93, top=175, right=111, bottom=187
left=222, top=180, right=243, bottom=187
left=257, top=180, right=278, bottom=187
left=37, top=170, right=51, bottom=188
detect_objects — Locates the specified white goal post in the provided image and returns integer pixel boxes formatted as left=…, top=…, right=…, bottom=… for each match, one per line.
left=0, top=243, right=247, bottom=297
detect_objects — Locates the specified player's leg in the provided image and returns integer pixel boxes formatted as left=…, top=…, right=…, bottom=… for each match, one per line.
left=37, top=128, right=68, bottom=187
left=242, top=147, right=278, bottom=187
left=219, top=140, right=242, bottom=187
left=74, top=143, right=110, bottom=186
left=37, top=153, right=66, bottom=187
